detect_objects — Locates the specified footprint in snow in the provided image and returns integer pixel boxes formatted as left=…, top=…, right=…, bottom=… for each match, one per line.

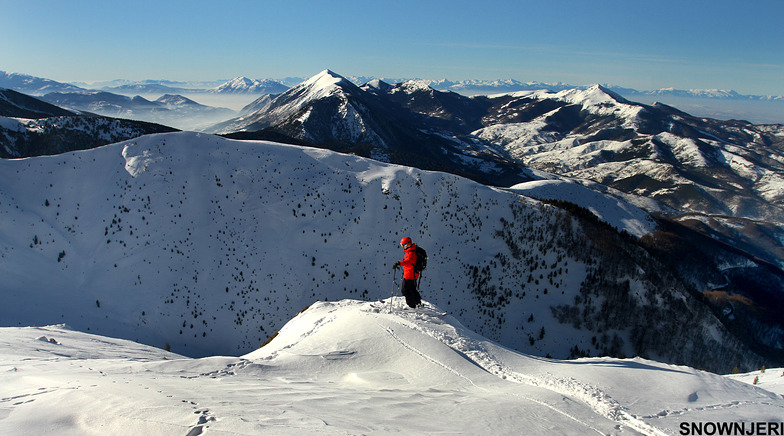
left=186, top=409, right=216, bottom=436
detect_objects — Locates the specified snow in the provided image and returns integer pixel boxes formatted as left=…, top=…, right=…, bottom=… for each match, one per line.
left=654, top=132, right=709, bottom=167
left=493, top=85, right=644, bottom=128
left=727, top=367, right=784, bottom=395
left=2, top=300, right=781, bottom=435
left=300, top=69, right=347, bottom=97
left=721, top=148, right=759, bottom=180
left=211, top=77, right=288, bottom=95
left=395, top=80, right=433, bottom=94
left=757, top=170, right=784, bottom=202
left=508, top=179, right=658, bottom=237
left=474, top=120, right=555, bottom=149
left=0, top=116, right=27, bottom=132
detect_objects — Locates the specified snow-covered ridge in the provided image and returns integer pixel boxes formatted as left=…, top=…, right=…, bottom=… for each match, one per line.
left=2, top=300, right=781, bottom=435
left=472, top=81, right=784, bottom=239
left=395, top=79, right=435, bottom=94
left=494, top=85, right=645, bottom=126
left=211, top=76, right=288, bottom=94
left=648, top=87, right=784, bottom=101
left=508, top=178, right=659, bottom=237
left=4, top=70, right=784, bottom=104
left=0, top=116, right=27, bottom=133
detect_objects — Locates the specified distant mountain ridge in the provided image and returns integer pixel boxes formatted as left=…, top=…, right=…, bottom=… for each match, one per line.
left=211, top=77, right=289, bottom=94
left=4, top=70, right=782, bottom=102
left=0, top=71, right=85, bottom=95
left=0, top=88, right=78, bottom=118
left=625, top=87, right=784, bottom=102
left=36, top=90, right=235, bottom=131
left=0, top=88, right=176, bottom=158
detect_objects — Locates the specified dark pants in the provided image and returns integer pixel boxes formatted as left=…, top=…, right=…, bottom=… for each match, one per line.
left=401, top=278, right=422, bottom=308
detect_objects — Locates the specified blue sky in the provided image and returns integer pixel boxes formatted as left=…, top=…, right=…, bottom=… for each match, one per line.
left=2, top=0, right=783, bottom=95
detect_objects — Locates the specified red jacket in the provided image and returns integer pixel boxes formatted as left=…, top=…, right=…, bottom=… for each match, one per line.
left=400, top=244, right=419, bottom=280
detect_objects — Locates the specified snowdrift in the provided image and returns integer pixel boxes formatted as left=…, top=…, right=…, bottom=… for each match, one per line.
left=1, top=299, right=781, bottom=435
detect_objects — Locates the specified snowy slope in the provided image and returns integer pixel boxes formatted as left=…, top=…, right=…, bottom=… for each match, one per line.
left=0, top=132, right=765, bottom=372
left=727, top=366, right=784, bottom=395
left=475, top=87, right=784, bottom=224
left=1, top=300, right=781, bottom=435
left=508, top=178, right=660, bottom=237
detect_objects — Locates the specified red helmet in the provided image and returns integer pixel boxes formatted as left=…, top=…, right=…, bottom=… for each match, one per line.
left=400, top=236, right=413, bottom=249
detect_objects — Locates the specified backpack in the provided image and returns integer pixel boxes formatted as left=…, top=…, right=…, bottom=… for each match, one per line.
left=414, top=245, right=427, bottom=273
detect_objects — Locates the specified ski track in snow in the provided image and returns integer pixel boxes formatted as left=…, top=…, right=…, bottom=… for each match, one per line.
left=377, top=303, right=668, bottom=436
left=380, top=323, right=481, bottom=389
left=376, top=308, right=609, bottom=435
left=642, top=399, right=784, bottom=420
left=3, top=304, right=783, bottom=434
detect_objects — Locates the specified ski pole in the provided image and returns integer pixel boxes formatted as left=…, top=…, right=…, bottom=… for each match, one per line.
left=389, top=268, right=397, bottom=313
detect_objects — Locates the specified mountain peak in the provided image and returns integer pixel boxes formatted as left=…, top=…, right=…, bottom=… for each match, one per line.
left=593, top=84, right=629, bottom=102
left=517, top=85, right=632, bottom=109
left=397, top=80, right=434, bottom=94
left=558, top=84, right=630, bottom=106
left=301, top=69, right=351, bottom=91
left=362, top=79, right=393, bottom=91
left=213, top=77, right=255, bottom=92
left=155, top=94, right=199, bottom=107
left=213, top=77, right=288, bottom=94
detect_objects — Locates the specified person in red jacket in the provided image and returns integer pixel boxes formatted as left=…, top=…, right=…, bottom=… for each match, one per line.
left=393, top=236, right=422, bottom=308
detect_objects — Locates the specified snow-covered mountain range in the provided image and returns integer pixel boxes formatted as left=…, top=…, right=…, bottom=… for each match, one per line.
left=633, top=87, right=784, bottom=102
left=0, top=72, right=282, bottom=131
left=0, top=88, right=176, bottom=158
left=2, top=302, right=782, bottom=435
left=1, top=131, right=780, bottom=374
left=477, top=86, right=784, bottom=215
left=211, top=70, right=534, bottom=187
left=476, top=86, right=784, bottom=266
left=208, top=71, right=784, bottom=268
left=36, top=91, right=236, bottom=131
left=0, top=71, right=84, bottom=95
left=0, top=88, right=77, bottom=118
left=211, top=76, right=289, bottom=95
left=4, top=69, right=783, bottom=115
